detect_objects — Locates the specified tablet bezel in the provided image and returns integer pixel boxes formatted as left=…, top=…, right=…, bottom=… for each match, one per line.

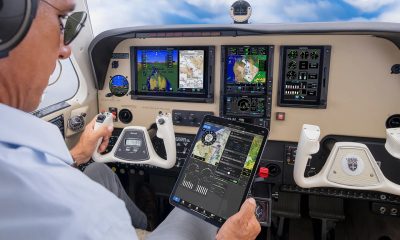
left=169, top=115, right=269, bottom=227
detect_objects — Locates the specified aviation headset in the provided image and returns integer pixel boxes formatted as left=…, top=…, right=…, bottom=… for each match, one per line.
left=0, top=0, right=38, bottom=58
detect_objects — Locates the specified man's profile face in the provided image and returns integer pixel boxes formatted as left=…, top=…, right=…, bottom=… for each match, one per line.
left=1, top=0, right=75, bottom=112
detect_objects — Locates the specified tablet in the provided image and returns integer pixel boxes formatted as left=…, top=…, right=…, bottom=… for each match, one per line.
left=170, top=115, right=269, bottom=227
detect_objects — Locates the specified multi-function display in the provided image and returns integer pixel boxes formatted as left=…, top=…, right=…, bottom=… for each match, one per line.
left=225, top=46, right=268, bottom=94
left=170, top=116, right=268, bottom=227
left=131, top=46, right=215, bottom=102
left=220, top=45, right=274, bottom=128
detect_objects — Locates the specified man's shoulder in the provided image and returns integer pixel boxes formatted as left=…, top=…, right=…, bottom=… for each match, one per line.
left=0, top=143, right=133, bottom=239
left=0, top=143, right=124, bottom=209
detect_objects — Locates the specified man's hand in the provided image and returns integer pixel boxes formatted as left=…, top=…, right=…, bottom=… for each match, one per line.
left=216, top=198, right=261, bottom=240
left=70, top=116, right=113, bottom=165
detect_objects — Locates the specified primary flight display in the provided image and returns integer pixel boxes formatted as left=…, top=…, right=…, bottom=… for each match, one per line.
left=131, top=46, right=215, bottom=102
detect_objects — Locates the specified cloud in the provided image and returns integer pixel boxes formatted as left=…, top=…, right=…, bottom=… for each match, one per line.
left=87, top=0, right=176, bottom=34
left=86, top=0, right=400, bottom=36
left=342, top=0, right=396, bottom=12
left=376, top=3, right=400, bottom=22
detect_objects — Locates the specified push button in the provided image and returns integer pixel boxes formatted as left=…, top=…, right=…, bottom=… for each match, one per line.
left=259, top=167, right=269, bottom=178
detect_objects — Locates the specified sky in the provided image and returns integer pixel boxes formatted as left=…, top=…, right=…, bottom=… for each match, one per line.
left=86, top=0, right=400, bottom=36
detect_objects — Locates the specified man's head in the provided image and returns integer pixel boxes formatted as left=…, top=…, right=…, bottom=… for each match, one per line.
left=0, top=0, right=75, bottom=112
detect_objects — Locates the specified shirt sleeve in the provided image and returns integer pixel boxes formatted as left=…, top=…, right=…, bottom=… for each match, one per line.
left=100, top=223, right=139, bottom=240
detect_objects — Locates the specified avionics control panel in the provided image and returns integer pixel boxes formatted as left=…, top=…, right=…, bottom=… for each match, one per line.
left=278, top=46, right=331, bottom=108
left=220, top=45, right=274, bottom=128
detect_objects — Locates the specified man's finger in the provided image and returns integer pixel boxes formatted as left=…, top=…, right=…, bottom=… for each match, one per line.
left=94, top=124, right=113, bottom=138
left=238, top=198, right=257, bottom=220
left=98, top=140, right=109, bottom=153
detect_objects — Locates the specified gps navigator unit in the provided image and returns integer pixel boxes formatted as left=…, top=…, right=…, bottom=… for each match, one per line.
left=170, top=115, right=269, bottom=227
left=131, top=46, right=215, bottom=102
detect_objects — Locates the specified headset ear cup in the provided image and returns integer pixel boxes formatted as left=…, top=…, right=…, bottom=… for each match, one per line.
left=0, top=0, right=38, bottom=58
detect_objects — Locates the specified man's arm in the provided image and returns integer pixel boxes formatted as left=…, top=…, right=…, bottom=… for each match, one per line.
left=216, top=198, right=261, bottom=240
left=70, top=117, right=113, bottom=165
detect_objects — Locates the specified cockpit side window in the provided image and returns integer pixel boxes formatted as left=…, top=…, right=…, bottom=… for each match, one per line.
left=36, top=57, right=79, bottom=110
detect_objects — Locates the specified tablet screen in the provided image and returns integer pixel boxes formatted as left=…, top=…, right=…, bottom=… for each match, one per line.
left=170, top=116, right=268, bottom=226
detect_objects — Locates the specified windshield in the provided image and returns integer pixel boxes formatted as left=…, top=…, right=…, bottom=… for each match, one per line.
left=86, top=0, right=400, bottom=36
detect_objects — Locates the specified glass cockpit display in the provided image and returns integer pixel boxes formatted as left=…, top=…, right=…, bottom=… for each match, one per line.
left=170, top=115, right=268, bottom=227
left=278, top=45, right=331, bottom=108
left=220, top=45, right=273, bottom=128
left=136, top=49, right=178, bottom=92
left=179, top=50, right=204, bottom=89
left=131, top=46, right=215, bottom=102
left=226, top=46, right=267, bottom=86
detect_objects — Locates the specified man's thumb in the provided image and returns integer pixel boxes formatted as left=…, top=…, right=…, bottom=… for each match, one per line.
left=238, top=198, right=257, bottom=219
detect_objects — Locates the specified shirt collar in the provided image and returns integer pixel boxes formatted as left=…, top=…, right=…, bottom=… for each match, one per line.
left=0, top=103, right=73, bottom=164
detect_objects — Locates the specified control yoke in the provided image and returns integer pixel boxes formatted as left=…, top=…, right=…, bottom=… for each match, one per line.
left=294, top=124, right=400, bottom=195
left=92, top=112, right=176, bottom=169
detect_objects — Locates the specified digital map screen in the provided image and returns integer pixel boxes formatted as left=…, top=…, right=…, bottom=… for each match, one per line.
left=172, top=119, right=266, bottom=222
left=135, top=47, right=206, bottom=94
left=226, top=46, right=267, bottom=85
left=191, top=122, right=263, bottom=180
left=179, top=50, right=204, bottom=89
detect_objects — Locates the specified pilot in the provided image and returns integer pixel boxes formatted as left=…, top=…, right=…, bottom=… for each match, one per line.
left=0, top=0, right=261, bottom=239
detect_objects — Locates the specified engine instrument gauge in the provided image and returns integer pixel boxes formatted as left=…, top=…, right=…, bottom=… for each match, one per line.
left=288, top=50, right=298, bottom=59
left=310, top=51, right=319, bottom=59
left=288, top=60, right=297, bottom=69
left=286, top=71, right=297, bottom=80
left=300, top=51, right=309, bottom=59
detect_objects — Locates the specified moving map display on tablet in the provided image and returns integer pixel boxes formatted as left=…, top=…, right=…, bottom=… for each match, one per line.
left=170, top=115, right=268, bottom=227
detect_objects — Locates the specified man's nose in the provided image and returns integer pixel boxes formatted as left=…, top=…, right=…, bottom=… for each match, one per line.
left=59, top=43, right=72, bottom=59
left=58, top=35, right=72, bottom=59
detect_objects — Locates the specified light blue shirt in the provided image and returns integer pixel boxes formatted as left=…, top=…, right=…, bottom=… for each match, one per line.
left=0, top=104, right=138, bottom=240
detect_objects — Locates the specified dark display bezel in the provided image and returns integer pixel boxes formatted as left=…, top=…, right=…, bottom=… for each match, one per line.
left=169, top=115, right=269, bottom=227
left=278, top=45, right=331, bottom=108
left=130, top=46, right=215, bottom=103
left=220, top=45, right=274, bottom=118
